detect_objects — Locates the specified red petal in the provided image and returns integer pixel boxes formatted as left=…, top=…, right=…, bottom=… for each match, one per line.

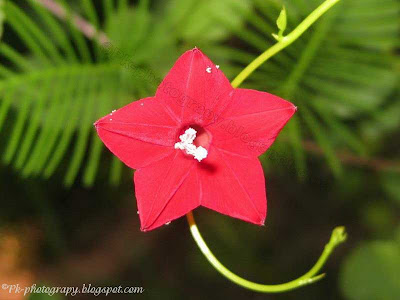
left=207, top=89, right=296, bottom=157
left=95, top=97, right=179, bottom=169
left=156, top=48, right=233, bottom=127
left=134, top=152, right=201, bottom=231
left=198, top=146, right=266, bottom=225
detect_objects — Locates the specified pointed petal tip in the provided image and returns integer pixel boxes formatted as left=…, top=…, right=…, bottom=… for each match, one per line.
left=139, top=220, right=150, bottom=232
left=259, top=217, right=266, bottom=226
left=138, top=203, right=201, bottom=233
left=93, top=121, right=100, bottom=129
left=139, top=221, right=171, bottom=232
left=188, top=47, right=202, bottom=54
left=93, top=116, right=109, bottom=128
left=93, top=120, right=105, bottom=130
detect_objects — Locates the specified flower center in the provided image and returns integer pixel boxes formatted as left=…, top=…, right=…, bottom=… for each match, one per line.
left=174, top=127, right=209, bottom=162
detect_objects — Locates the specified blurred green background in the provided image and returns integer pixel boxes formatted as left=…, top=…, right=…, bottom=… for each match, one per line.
left=0, top=0, right=399, bottom=299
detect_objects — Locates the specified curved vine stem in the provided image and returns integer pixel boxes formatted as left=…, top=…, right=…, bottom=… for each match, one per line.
left=187, top=212, right=346, bottom=293
left=231, top=0, right=341, bottom=88
left=187, top=0, right=344, bottom=293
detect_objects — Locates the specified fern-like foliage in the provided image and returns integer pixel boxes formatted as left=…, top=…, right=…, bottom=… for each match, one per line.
left=0, top=0, right=249, bottom=187
left=0, top=0, right=399, bottom=187
left=0, top=0, right=170, bottom=187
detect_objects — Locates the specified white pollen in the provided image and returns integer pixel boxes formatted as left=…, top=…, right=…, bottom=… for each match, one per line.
left=109, top=118, right=112, bottom=121
left=216, top=65, right=220, bottom=69
left=194, top=146, right=208, bottom=162
left=165, top=221, right=171, bottom=225
left=174, top=128, right=208, bottom=162
left=206, top=67, right=212, bottom=73
left=112, top=110, right=116, bottom=113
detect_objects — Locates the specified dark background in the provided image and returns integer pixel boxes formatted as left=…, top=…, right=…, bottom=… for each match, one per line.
left=0, top=0, right=399, bottom=299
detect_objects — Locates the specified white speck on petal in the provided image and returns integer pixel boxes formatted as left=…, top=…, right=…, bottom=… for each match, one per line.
left=112, top=110, right=116, bottom=113
left=216, top=65, right=220, bottom=69
left=165, top=221, right=171, bottom=225
left=206, top=67, right=212, bottom=73
left=174, top=128, right=208, bottom=162
left=137, top=211, right=140, bottom=215
left=109, top=118, right=112, bottom=121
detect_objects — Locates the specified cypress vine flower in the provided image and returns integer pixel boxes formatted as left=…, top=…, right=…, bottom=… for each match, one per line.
left=95, top=48, right=296, bottom=231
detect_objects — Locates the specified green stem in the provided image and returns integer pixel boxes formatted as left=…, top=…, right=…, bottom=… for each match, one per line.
left=231, top=0, right=341, bottom=88
left=187, top=212, right=346, bottom=293
left=187, top=0, right=344, bottom=293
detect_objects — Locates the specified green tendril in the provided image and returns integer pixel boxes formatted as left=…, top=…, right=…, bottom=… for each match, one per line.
left=187, top=0, right=344, bottom=293
left=231, top=0, right=341, bottom=88
left=187, top=212, right=346, bottom=293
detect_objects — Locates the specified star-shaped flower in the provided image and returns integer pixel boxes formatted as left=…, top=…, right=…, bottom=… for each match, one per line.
left=95, top=48, right=296, bottom=231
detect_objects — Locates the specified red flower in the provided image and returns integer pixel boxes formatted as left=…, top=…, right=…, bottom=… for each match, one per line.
left=95, top=48, right=296, bottom=231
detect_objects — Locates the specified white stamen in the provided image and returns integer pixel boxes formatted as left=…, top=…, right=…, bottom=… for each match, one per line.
left=174, top=128, right=208, bottom=162
left=216, top=65, right=220, bottom=69
left=194, top=146, right=208, bottom=162
left=206, top=67, right=212, bottom=73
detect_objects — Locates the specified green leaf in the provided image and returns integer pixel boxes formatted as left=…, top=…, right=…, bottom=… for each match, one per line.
left=276, top=6, right=287, bottom=33
left=340, top=241, right=400, bottom=300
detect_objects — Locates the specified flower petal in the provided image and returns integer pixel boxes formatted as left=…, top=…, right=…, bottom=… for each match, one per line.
left=207, top=89, right=296, bottom=157
left=135, top=152, right=200, bottom=231
left=156, top=48, right=233, bottom=127
left=198, top=146, right=266, bottom=225
left=95, top=97, right=179, bottom=169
